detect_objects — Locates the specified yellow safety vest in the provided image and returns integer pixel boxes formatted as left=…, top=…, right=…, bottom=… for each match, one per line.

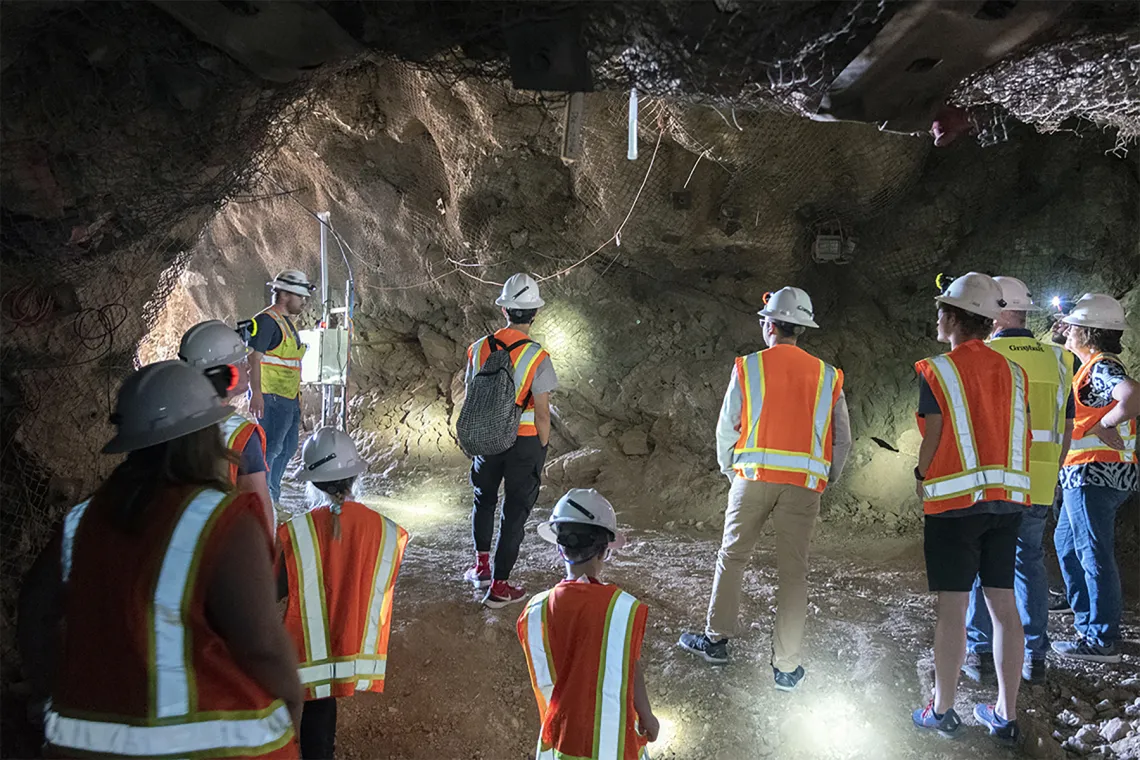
left=257, top=309, right=306, bottom=400
left=988, top=336, right=1074, bottom=505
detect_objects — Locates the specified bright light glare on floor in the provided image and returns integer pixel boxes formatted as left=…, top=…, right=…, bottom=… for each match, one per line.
left=650, top=713, right=679, bottom=754
left=784, top=693, right=875, bottom=756
left=359, top=482, right=461, bottom=529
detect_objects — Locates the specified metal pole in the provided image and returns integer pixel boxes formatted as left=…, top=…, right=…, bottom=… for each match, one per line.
left=317, top=211, right=331, bottom=429
left=341, top=277, right=354, bottom=433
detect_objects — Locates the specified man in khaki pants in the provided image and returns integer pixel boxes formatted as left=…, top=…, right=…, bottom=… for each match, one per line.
left=679, top=287, right=852, bottom=691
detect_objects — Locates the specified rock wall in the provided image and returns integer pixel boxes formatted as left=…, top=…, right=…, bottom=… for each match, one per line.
left=146, top=60, right=1140, bottom=529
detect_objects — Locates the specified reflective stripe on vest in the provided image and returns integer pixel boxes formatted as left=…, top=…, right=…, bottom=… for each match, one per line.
left=45, top=704, right=292, bottom=758
left=921, top=355, right=1031, bottom=503
left=521, top=590, right=556, bottom=715
left=1069, top=431, right=1137, bottom=452
left=262, top=354, right=301, bottom=371
left=61, top=500, right=90, bottom=583
left=732, top=352, right=838, bottom=489
left=524, top=589, right=642, bottom=760
left=50, top=491, right=293, bottom=757
left=288, top=509, right=404, bottom=698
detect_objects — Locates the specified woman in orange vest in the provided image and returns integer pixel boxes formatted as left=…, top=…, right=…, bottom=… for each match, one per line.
left=910, top=273, right=1030, bottom=746
left=518, top=488, right=658, bottom=760
left=180, top=319, right=274, bottom=533
left=18, top=360, right=302, bottom=758
left=277, top=427, right=409, bottom=759
left=1052, top=294, right=1138, bottom=663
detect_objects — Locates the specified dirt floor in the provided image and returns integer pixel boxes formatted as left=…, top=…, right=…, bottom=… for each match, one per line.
left=277, top=474, right=1140, bottom=760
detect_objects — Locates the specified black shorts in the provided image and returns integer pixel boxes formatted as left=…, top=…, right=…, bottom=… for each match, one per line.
left=923, top=512, right=1023, bottom=592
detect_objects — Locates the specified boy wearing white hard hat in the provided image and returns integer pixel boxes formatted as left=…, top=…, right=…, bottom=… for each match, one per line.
left=911, top=272, right=1032, bottom=745
left=248, top=269, right=316, bottom=511
left=679, top=286, right=852, bottom=694
left=1052, top=293, right=1138, bottom=664
left=460, top=273, right=558, bottom=608
left=517, top=489, right=658, bottom=759
left=277, top=427, right=409, bottom=759
left=959, top=277, right=1076, bottom=685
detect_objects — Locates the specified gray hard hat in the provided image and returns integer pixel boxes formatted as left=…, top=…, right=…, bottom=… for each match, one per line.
left=103, top=360, right=233, bottom=454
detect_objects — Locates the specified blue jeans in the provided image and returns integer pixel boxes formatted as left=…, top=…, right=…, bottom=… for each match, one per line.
left=967, top=504, right=1049, bottom=659
left=1054, top=486, right=1130, bottom=647
left=262, top=393, right=301, bottom=504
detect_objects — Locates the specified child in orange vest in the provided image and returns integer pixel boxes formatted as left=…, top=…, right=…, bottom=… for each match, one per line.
left=517, top=489, right=658, bottom=760
left=277, top=427, right=409, bottom=760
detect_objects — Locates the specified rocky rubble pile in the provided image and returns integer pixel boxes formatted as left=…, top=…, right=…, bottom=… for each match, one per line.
left=1022, top=674, right=1140, bottom=758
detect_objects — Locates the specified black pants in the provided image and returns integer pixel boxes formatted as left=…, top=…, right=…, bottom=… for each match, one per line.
left=299, top=697, right=337, bottom=759
left=471, top=435, right=547, bottom=580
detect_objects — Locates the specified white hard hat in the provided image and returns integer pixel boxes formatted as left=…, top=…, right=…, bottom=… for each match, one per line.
left=935, top=272, right=1005, bottom=320
left=495, top=273, right=545, bottom=309
left=268, top=269, right=316, bottom=297
left=178, top=320, right=250, bottom=369
left=537, top=488, right=626, bottom=549
left=758, top=286, right=819, bottom=328
left=298, top=426, right=366, bottom=482
left=1063, top=293, right=1127, bottom=331
left=103, top=361, right=233, bottom=454
left=993, top=276, right=1040, bottom=312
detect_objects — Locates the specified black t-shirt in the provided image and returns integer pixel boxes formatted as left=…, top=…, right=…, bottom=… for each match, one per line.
left=248, top=312, right=299, bottom=354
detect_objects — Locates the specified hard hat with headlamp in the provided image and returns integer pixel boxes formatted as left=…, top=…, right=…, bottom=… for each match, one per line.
left=757, top=287, right=819, bottom=328
left=268, top=269, right=316, bottom=297
left=1062, top=293, right=1128, bottom=331
left=934, top=272, right=1006, bottom=320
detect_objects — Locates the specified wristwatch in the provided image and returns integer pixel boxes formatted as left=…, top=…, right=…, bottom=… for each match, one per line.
left=913, top=466, right=925, bottom=481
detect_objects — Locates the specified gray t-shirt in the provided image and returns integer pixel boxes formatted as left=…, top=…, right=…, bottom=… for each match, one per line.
left=530, top=355, right=558, bottom=397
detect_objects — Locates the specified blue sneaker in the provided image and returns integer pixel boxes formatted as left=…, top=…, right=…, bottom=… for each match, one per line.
left=773, top=665, right=805, bottom=692
left=912, top=702, right=962, bottom=738
left=974, top=704, right=1021, bottom=747
left=1051, top=639, right=1121, bottom=664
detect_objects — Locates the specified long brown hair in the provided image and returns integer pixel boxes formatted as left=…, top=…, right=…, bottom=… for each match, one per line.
left=99, top=425, right=236, bottom=533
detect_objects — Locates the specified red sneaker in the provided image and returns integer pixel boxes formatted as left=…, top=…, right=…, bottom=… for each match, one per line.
left=463, top=564, right=491, bottom=589
left=483, top=580, right=526, bottom=609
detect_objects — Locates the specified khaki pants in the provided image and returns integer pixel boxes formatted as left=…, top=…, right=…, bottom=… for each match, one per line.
left=705, top=477, right=821, bottom=672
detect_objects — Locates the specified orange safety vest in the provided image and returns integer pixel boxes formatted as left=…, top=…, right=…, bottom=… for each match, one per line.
left=731, top=344, right=844, bottom=492
left=278, top=501, right=409, bottom=700
left=468, top=328, right=550, bottom=437
left=221, top=413, right=268, bottom=484
left=518, top=579, right=650, bottom=760
left=1064, top=353, right=1138, bottom=466
left=915, top=340, right=1031, bottom=515
left=257, top=309, right=306, bottom=400
left=49, top=488, right=295, bottom=758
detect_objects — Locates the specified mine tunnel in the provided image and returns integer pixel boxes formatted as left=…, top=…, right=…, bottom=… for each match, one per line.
left=1, top=1, right=1139, bottom=759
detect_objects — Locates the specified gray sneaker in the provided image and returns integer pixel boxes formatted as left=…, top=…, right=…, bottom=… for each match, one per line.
left=1022, top=657, right=1047, bottom=683
left=961, top=651, right=995, bottom=683
left=678, top=632, right=728, bottom=664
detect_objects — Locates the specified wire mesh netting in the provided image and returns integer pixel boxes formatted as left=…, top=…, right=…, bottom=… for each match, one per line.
left=0, top=3, right=319, bottom=705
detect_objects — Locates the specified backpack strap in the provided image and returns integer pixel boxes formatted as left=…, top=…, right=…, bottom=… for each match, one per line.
left=504, top=338, right=536, bottom=352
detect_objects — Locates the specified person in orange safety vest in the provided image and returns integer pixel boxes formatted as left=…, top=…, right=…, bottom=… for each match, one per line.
left=910, top=272, right=1031, bottom=746
left=679, top=286, right=852, bottom=692
left=18, top=360, right=302, bottom=759
left=1051, top=293, right=1138, bottom=663
left=277, top=427, right=409, bottom=760
left=519, top=488, right=658, bottom=760
left=463, top=273, right=557, bottom=608
left=180, top=319, right=274, bottom=533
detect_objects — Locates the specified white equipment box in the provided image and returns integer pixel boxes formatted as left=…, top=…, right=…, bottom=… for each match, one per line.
left=299, top=327, right=350, bottom=386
